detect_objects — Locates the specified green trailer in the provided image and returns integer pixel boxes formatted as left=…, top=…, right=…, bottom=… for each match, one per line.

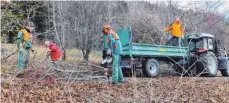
left=121, top=43, right=188, bottom=58
left=117, top=27, right=229, bottom=77
left=118, top=27, right=189, bottom=77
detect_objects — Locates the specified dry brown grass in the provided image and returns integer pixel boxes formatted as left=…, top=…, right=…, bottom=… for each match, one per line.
left=1, top=77, right=229, bottom=103
left=1, top=44, right=229, bottom=103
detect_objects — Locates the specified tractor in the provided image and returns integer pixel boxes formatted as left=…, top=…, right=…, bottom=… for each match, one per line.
left=174, top=33, right=229, bottom=76
left=117, top=28, right=229, bottom=77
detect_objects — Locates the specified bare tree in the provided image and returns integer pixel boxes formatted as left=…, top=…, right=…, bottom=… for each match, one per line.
left=48, top=1, right=128, bottom=61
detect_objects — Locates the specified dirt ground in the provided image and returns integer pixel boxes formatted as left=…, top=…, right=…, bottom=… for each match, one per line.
left=1, top=44, right=229, bottom=103
left=1, top=73, right=229, bottom=103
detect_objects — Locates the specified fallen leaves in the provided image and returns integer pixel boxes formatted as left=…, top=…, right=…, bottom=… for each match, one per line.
left=1, top=76, right=229, bottom=102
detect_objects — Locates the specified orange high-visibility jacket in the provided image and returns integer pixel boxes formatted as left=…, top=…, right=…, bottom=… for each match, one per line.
left=164, top=22, right=184, bottom=38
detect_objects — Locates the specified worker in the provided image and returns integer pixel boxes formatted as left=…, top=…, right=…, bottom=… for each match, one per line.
left=164, top=17, right=184, bottom=46
left=45, top=41, right=63, bottom=62
left=103, top=24, right=124, bottom=84
left=16, top=22, right=34, bottom=72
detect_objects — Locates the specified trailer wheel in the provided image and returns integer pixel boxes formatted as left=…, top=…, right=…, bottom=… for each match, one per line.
left=142, top=58, right=159, bottom=77
left=220, top=61, right=229, bottom=77
left=198, top=52, right=218, bottom=76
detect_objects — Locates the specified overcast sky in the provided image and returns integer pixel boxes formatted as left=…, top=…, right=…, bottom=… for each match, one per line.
left=179, top=0, right=229, bottom=21
left=148, top=0, right=229, bottom=21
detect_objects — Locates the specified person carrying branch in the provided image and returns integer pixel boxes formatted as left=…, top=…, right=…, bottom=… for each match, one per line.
left=164, top=17, right=184, bottom=46
left=102, top=24, right=124, bottom=84
left=16, top=22, right=34, bottom=72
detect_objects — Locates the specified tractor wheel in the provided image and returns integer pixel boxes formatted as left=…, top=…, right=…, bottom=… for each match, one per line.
left=173, top=60, right=189, bottom=76
left=142, top=58, right=159, bottom=77
left=197, top=52, right=218, bottom=76
left=220, top=61, right=229, bottom=77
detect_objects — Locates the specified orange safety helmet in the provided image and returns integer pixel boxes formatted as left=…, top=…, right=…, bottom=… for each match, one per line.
left=103, top=24, right=111, bottom=29
left=174, top=17, right=181, bottom=23
left=103, top=24, right=111, bottom=34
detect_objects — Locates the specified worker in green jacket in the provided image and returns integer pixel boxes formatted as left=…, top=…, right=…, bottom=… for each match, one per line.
left=103, top=24, right=124, bottom=84
left=16, top=22, right=34, bottom=72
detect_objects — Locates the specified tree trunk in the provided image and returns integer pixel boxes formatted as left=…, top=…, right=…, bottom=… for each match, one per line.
left=62, top=48, right=66, bottom=60
left=81, top=49, right=91, bottom=62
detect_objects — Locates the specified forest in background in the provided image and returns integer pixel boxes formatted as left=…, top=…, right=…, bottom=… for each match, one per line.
left=1, top=1, right=229, bottom=102
left=1, top=1, right=229, bottom=60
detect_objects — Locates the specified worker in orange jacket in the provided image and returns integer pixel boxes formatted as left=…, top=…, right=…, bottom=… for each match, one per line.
left=164, top=18, right=184, bottom=46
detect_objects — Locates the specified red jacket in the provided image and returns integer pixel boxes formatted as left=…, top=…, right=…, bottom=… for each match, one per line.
left=48, top=43, right=63, bottom=61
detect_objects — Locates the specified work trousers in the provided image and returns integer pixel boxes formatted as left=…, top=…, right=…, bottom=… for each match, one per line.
left=112, top=54, right=124, bottom=84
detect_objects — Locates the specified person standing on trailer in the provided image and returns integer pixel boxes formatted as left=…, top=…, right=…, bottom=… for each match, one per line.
left=164, top=17, right=184, bottom=46
left=103, top=24, right=124, bottom=84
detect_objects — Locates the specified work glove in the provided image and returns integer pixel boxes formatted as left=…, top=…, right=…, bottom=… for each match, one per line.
left=101, top=57, right=112, bottom=64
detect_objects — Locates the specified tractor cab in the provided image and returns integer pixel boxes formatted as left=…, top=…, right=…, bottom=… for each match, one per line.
left=184, top=33, right=229, bottom=76
left=186, top=33, right=214, bottom=54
